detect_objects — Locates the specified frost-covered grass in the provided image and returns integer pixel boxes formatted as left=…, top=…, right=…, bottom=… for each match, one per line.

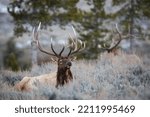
left=0, top=51, right=150, bottom=100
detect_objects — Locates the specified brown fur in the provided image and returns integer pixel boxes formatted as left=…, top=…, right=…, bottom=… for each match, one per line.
left=107, top=48, right=119, bottom=55
left=55, top=57, right=73, bottom=88
left=15, top=72, right=56, bottom=91
left=15, top=57, right=74, bottom=91
left=56, top=68, right=73, bottom=88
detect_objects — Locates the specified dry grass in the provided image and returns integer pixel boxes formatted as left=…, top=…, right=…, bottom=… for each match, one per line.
left=0, top=51, right=150, bottom=100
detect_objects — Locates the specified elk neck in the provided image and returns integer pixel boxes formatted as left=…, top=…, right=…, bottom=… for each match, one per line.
left=57, top=67, right=73, bottom=81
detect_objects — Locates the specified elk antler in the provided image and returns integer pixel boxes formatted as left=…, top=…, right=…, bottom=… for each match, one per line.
left=33, top=22, right=68, bottom=58
left=33, top=23, right=85, bottom=58
left=67, top=26, right=85, bottom=56
left=102, top=24, right=122, bottom=53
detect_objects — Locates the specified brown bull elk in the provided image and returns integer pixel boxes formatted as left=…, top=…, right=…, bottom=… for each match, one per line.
left=102, top=24, right=122, bottom=54
left=15, top=23, right=85, bottom=91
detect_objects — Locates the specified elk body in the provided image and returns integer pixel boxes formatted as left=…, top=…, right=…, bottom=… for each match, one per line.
left=15, top=72, right=57, bottom=91
left=15, top=23, right=85, bottom=91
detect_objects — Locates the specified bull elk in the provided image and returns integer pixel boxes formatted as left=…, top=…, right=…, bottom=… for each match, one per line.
left=102, top=24, right=123, bottom=55
left=15, top=23, right=85, bottom=91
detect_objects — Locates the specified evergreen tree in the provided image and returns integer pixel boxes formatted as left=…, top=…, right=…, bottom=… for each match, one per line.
left=5, top=53, right=20, bottom=71
left=110, top=0, right=150, bottom=49
left=78, top=0, right=109, bottom=59
left=7, top=0, right=106, bottom=59
left=3, top=38, right=20, bottom=71
left=7, top=0, right=150, bottom=59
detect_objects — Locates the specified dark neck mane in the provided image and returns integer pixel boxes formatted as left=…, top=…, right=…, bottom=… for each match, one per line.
left=56, top=68, right=73, bottom=88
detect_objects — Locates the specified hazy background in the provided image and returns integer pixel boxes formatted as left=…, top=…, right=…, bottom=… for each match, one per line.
left=0, top=0, right=150, bottom=100
left=0, top=0, right=150, bottom=71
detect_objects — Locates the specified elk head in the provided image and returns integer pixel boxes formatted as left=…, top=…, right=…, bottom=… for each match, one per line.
left=33, top=23, right=85, bottom=88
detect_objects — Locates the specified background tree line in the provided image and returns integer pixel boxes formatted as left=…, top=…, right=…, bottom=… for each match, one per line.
left=4, top=0, right=150, bottom=71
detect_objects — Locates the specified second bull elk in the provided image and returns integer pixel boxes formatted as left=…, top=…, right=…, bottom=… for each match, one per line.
left=16, top=23, right=85, bottom=91
left=102, top=24, right=123, bottom=55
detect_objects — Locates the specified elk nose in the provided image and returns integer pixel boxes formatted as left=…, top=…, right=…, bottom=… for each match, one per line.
left=67, top=61, right=72, bottom=67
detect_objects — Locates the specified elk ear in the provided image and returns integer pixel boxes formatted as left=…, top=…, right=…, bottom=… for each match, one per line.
left=70, top=56, right=77, bottom=61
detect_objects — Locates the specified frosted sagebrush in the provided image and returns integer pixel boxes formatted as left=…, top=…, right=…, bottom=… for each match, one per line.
left=0, top=52, right=150, bottom=100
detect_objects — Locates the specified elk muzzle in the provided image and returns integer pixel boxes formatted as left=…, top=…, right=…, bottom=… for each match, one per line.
left=65, top=61, right=72, bottom=69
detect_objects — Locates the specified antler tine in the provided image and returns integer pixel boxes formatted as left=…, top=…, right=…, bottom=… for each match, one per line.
left=31, top=27, right=36, bottom=45
left=71, top=25, right=77, bottom=40
left=71, top=25, right=78, bottom=50
left=50, top=38, right=66, bottom=57
left=67, top=30, right=77, bottom=57
left=80, top=40, right=86, bottom=50
left=59, top=46, right=65, bottom=56
left=108, top=24, right=122, bottom=50
left=37, top=22, right=41, bottom=32
left=50, top=38, right=59, bottom=57
left=71, top=40, right=85, bottom=55
left=67, top=26, right=85, bottom=56
left=67, top=38, right=85, bottom=56
left=33, top=22, right=41, bottom=41
left=34, top=23, right=58, bottom=57
left=68, top=33, right=77, bottom=50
